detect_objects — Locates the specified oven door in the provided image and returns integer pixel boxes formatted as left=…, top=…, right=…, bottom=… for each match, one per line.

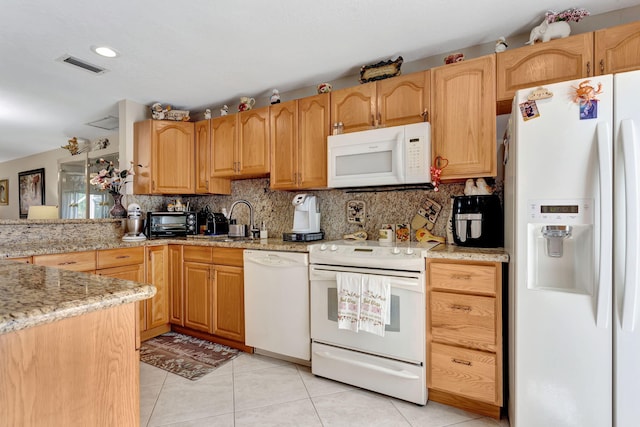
left=309, top=264, right=425, bottom=364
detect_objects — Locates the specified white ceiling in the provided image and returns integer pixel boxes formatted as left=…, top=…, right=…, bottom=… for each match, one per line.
left=1, top=0, right=639, bottom=163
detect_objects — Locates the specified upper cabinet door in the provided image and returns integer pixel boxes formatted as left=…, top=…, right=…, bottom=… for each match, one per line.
left=238, top=107, right=270, bottom=177
left=298, top=93, right=330, bottom=189
left=211, top=114, right=237, bottom=177
left=377, top=70, right=430, bottom=127
left=270, top=100, right=298, bottom=190
left=431, top=54, right=497, bottom=180
left=496, top=33, right=593, bottom=113
left=330, top=82, right=377, bottom=133
left=195, top=119, right=210, bottom=194
left=152, top=121, right=195, bottom=194
left=595, top=21, right=640, bottom=75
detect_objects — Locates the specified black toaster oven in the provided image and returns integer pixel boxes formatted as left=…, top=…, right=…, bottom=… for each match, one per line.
left=146, top=211, right=197, bottom=238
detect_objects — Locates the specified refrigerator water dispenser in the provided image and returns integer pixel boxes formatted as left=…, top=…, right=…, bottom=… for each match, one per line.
left=526, top=199, right=595, bottom=295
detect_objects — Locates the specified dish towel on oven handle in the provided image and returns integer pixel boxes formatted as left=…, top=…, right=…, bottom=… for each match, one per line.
left=358, top=274, right=391, bottom=337
left=336, top=272, right=361, bottom=332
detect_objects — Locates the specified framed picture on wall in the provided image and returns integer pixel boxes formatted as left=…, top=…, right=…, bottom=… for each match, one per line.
left=18, top=168, right=45, bottom=218
left=0, top=179, right=8, bottom=205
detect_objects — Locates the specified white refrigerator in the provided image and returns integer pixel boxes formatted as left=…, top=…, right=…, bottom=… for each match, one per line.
left=505, top=70, right=640, bottom=427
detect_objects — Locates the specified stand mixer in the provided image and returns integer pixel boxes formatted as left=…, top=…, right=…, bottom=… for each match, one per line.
left=122, top=203, right=147, bottom=241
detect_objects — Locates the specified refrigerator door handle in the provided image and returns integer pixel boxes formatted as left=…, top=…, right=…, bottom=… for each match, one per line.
left=621, top=119, right=640, bottom=332
left=596, top=123, right=613, bottom=328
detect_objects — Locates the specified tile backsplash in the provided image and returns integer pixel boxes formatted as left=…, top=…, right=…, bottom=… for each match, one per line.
left=125, top=178, right=502, bottom=243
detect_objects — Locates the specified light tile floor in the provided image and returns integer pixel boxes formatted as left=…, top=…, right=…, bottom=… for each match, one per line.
left=141, top=352, right=511, bottom=427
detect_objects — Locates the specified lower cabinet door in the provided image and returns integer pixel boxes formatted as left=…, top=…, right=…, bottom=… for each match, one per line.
left=212, top=265, right=245, bottom=342
left=183, top=262, right=213, bottom=332
left=430, top=342, right=497, bottom=405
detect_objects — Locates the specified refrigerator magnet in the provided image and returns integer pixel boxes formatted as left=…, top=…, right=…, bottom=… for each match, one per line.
left=580, top=100, right=598, bottom=120
left=519, top=100, right=540, bottom=121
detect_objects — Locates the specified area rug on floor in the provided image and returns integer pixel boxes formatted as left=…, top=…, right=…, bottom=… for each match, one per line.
left=140, top=332, right=239, bottom=380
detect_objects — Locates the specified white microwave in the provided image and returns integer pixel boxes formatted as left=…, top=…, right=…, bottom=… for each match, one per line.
left=327, top=122, right=431, bottom=188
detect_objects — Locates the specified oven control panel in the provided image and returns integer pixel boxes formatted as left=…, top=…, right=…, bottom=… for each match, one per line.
left=309, top=240, right=438, bottom=271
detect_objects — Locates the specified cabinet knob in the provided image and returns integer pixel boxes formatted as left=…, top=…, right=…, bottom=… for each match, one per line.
left=586, top=61, right=591, bottom=77
left=600, top=59, right=605, bottom=74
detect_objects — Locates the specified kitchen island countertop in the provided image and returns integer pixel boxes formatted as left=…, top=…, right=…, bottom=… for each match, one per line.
left=0, top=259, right=155, bottom=334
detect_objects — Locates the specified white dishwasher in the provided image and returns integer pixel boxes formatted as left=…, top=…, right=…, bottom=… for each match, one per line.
left=243, top=250, right=310, bottom=361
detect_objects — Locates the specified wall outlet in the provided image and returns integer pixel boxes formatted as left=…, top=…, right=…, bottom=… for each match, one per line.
left=346, top=200, right=366, bottom=224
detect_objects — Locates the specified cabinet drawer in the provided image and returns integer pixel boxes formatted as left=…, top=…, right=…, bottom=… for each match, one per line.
left=183, top=245, right=213, bottom=263
left=430, top=342, right=497, bottom=405
left=212, top=247, right=244, bottom=267
left=429, top=262, right=496, bottom=296
left=96, top=247, right=145, bottom=269
left=33, top=251, right=96, bottom=271
left=431, top=291, right=496, bottom=352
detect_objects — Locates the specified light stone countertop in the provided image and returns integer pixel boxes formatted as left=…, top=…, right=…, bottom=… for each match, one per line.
left=1, top=237, right=508, bottom=261
left=427, top=244, right=509, bottom=263
left=0, top=259, right=156, bottom=335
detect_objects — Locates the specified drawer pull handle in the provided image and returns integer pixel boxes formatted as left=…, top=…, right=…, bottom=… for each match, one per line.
left=58, top=261, right=77, bottom=265
left=116, top=255, right=130, bottom=259
left=451, top=304, right=471, bottom=312
left=451, top=358, right=472, bottom=366
left=451, top=274, right=471, bottom=280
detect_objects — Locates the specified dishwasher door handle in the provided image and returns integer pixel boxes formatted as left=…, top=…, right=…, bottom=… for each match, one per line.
left=244, top=253, right=308, bottom=268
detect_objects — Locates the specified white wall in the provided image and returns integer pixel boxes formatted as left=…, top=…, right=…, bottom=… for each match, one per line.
left=0, top=136, right=119, bottom=219
left=0, top=148, right=67, bottom=219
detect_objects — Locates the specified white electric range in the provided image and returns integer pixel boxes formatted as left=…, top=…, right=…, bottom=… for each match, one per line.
left=308, top=240, right=439, bottom=405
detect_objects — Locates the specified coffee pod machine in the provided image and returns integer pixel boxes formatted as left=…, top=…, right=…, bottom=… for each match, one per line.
left=451, top=195, right=503, bottom=247
left=283, top=194, right=324, bottom=242
left=123, top=203, right=147, bottom=241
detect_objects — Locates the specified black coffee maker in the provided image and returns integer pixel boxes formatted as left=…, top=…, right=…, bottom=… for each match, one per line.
left=451, top=195, right=503, bottom=248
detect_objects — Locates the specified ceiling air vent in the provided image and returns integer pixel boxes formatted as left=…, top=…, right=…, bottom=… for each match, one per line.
left=57, top=54, right=108, bottom=75
left=86, top=116, right=119, bottom=130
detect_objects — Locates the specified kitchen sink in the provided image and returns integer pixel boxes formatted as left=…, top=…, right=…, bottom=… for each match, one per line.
left=199, top=235, right=254, bottom=243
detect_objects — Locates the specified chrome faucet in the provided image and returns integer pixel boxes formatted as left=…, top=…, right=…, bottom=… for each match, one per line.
left=228, top=199, right=259, bottom=238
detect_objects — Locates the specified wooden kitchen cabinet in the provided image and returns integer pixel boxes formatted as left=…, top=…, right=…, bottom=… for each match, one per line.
left=330, top=70, right=430, bottom=133
left=195, top=119, right=232, bottom=194
left=178, top=245, right=247, bottom=349
left=594, top=20, right=640, bottom=75
left=33, top=250, right=96, bottom=272
left=427, top=258, right=503, bottom=418
left=496, top=21, right=640, bottom=114
left=496, top=33, right=593, bottom=114
left=133, top=119, right=196, bottom=194
left=270, top=93, right=330, bottom=190
left=168, top=244, right=184, bottom=326
left=211, top=107, right=270, bottom=178
left=211, top=264, right=244, bottom=342
left=431, top=54, right=496, bottom=180
left=183, top=260, right=213, bottom=332
left=141, top=245, right=170, bottom=340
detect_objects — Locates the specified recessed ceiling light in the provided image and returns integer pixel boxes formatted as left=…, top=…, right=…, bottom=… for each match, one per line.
left=91, top=46, right=119, bottom=58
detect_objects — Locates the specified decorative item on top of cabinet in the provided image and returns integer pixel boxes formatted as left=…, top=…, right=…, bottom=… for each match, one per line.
left=444, top=53, right=464, bottom=64
left=431, top=55, right=496, bottom=180
left=211, top=106, right=270, bottom=178
left=331, top=70, right=430, bottom=133
left=494, top=37, right=508, bottom=53
left=204, top=109, right=212, bottom=120
left=238, top=96, right=256, bottom=112
left=133, top=119, right=196, bottom=194
left=496, top=33, right=593, bottom=114
left=317, top=83, right=332, bottom=94
left=359, top=56, right=403, bottom=83
left=270, top=93, right=329, bottom=190
left=270, top=89, right=281, bottom=104
left=594, top=20, right=640, bottom=76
